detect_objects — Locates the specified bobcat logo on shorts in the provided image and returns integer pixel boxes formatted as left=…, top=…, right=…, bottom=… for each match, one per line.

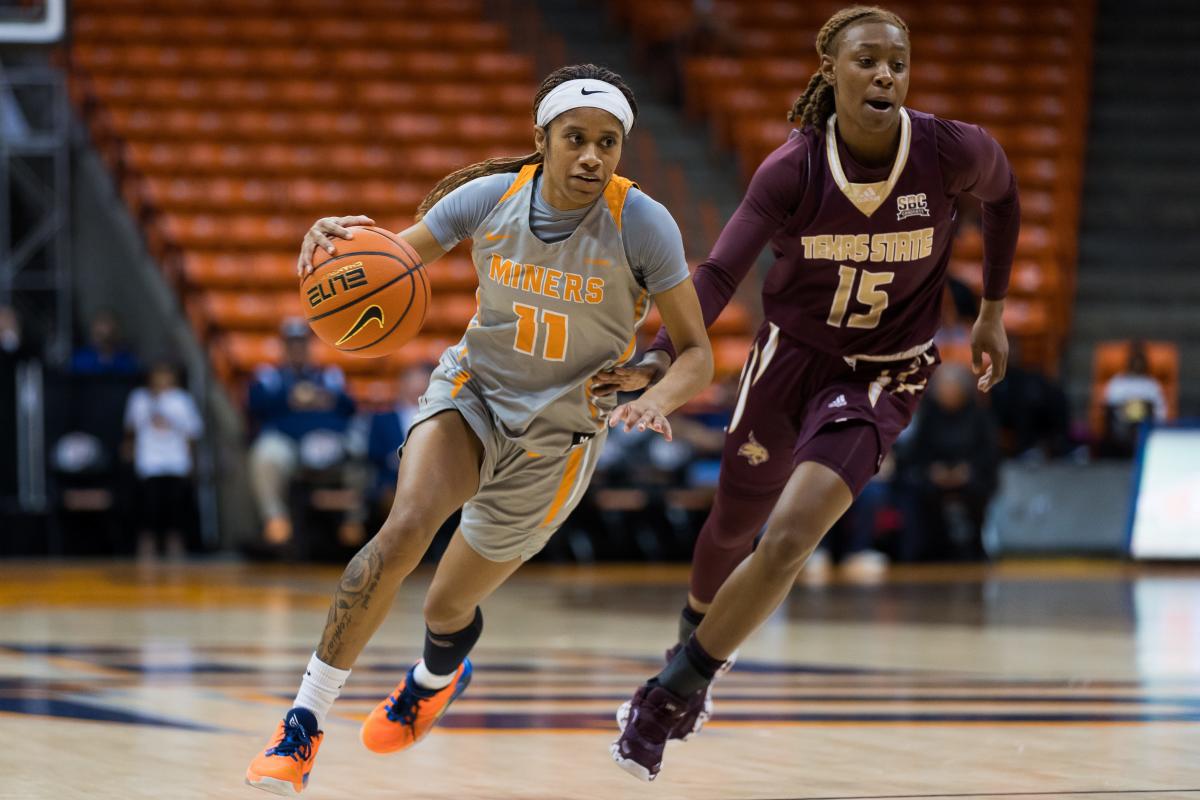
left=737, top=431, right=769, bottom=466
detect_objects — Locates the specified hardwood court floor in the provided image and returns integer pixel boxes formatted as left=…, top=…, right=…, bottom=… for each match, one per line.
left=2, top=560, right=1199, bottom=800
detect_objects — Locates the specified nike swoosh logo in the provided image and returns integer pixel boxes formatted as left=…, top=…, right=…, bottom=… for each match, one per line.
left=335, top=304, right=385, bottom=346
left=580, top=87, right=608, bottom=95
left=484, top=231, right=510, bottom=241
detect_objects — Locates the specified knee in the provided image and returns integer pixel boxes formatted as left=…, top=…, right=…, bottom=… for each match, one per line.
left=757, top=512, right=825, bottom=576
left=250, top=433, right=294, bottom=470
left=423, top=591, right=476, bottom=632
left=372, top=511, right=435, bottom=572
left=703, top=491, right=776, bottom=551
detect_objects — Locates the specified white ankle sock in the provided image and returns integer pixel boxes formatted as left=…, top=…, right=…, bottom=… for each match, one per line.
left=412, top=659, right=456, bottom=690
left=293, top=653, right=351, bottom=730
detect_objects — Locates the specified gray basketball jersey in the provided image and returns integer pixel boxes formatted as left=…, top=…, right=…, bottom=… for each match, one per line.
left=438, top=165, right=650, bottom=456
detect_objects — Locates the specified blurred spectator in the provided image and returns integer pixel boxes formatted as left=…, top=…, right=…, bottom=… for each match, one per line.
left=1, top=305, right=36, bottom=503
left=582, top=376, right=738, bottom=562
left=987, top=339, right=1071, bottom=460
left=71, top=308, right=140, bottom=376
left=0, top=304, right=31, bottom=363
left=1098, top=340, right=1167, bottom=458
left=361, top=362, right=433, bottom=516
left=246, top=318, right=356, bottom=549
left=123, top=360, right=203, bottom=560
left=47, top=311, right=140, bottom=551
left=898, top=364, right=999, bottom=561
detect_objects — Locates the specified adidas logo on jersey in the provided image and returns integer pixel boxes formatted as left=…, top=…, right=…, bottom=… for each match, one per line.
left=896, top=192, right=930, bottom=221
left=828, top=394, right=848, bottom=409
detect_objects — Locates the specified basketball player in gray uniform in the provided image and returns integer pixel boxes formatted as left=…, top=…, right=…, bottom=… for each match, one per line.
left=247, top=64, right=712, bottom=796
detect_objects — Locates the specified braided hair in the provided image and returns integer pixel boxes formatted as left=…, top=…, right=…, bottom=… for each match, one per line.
left=787, top=6, right=909, bottom=130
left=415, top=64, right=638, bottom=220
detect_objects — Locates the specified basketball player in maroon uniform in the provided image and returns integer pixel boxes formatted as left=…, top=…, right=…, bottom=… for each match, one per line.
left=604, top=5, right=1019, bottom=781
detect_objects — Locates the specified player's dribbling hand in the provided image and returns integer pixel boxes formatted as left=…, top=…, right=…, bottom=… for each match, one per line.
left=609, top=399, right=672, bottom=441
left=971, top=301, right=1009, bottom=392
left=297, top=214, right=376, bottom=278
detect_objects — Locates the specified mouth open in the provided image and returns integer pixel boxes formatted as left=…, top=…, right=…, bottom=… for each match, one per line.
left=865, top=98, right=894, bottom=112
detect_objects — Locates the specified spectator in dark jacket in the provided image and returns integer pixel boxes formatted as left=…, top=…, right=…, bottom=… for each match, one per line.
left=247, top=318, right=355, bottom=547
left=987, top=339, right=1070, bottom=459
left=71, top=309, right=140, bottom=376
left=899, top=363, right=1000, bottom=561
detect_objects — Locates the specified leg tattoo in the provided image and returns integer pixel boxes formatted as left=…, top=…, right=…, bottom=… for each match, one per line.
left=316, top=541, right=385, bottom=665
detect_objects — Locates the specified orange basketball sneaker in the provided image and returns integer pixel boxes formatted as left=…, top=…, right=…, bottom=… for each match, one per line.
left=360, top=659, right=472, bottom=753
left=245, top=708, right=323, bottom=796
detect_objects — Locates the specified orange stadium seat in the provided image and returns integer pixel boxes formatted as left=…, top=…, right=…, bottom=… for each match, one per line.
left=195, top=291, right=305, bottom=335
left=421, top=293, right=479, bottom=337
left=346, top=376, right=404, bottom=411
left=429, top=258, right=480, bottom=295
left=713, top=336, right=755, bottom=378
left=183, top=253, right=297, bottom=291
left=221, top=331, right=459, bottom=383
left=641, top=301, right=752, bottom=340
left=949, top=259, right=1058, bottom=302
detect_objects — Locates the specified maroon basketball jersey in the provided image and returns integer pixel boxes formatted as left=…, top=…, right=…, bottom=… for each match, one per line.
left=763, top=108, right=953, bottom=357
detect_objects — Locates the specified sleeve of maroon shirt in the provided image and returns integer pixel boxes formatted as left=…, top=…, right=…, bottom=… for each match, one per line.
left=936, top=118, right=1021, bottom=301
left=648, top=137, right=808, bottom=361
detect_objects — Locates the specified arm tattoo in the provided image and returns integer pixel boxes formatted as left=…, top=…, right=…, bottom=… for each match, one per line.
left=316, top=540, right=384, bottom=665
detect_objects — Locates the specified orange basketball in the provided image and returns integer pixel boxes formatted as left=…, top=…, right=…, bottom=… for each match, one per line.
left=300, top=226, right=430, bottom=358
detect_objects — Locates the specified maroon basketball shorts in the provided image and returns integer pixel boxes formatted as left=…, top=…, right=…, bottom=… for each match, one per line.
left=720, top=320, right=939, bottom=500
left=688, top=322, right=940, bottom=603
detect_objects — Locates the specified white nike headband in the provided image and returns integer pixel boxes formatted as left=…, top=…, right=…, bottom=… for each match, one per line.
left=535, top=78, right=635, bottom=135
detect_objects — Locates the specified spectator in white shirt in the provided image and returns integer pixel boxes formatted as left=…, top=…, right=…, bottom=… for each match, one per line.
left=124, top=360, right=203, bottom=559
left=1100, top=341, right=1168, bottom=458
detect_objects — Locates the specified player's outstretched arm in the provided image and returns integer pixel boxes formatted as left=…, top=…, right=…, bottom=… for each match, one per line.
left=608, top=279, right=712, bottom=441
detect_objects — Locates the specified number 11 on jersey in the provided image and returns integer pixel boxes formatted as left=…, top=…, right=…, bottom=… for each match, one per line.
left=513, top=302, right=568, bottom=361
left=827, top=265, right=895, bottom=330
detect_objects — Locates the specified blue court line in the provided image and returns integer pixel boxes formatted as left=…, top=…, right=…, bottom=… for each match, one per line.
left=433, top=710, right=1200, bottom=727
left=0, top=697, right=226, bottom=731
left=6, top=644, right=1200, bottom=692
left=328, top=691, right=1200, bottom=706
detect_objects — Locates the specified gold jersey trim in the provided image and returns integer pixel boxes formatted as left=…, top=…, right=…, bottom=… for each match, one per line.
left=825, top=107, right=911, bottom=218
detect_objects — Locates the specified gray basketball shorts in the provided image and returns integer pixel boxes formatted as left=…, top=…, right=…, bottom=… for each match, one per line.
left=404, top=363, right=606, bottom=563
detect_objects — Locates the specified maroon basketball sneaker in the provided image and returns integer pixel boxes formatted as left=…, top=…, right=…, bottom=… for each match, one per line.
left=610, top=682, right=695, bottom=782
left=616, top=645, right=736, bottom=741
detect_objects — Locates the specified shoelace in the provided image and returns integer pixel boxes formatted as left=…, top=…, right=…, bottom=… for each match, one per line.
left=267, top=722, right=313, bottom=762
left=636, top=687, right=689, bottom=739
left=385, top=684, right=423, bottom=727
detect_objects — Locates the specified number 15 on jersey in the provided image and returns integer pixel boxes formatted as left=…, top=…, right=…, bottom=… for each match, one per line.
left=827, top=265, right=895, bottom=330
